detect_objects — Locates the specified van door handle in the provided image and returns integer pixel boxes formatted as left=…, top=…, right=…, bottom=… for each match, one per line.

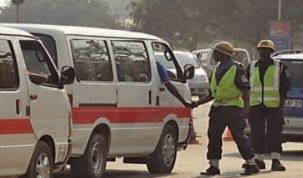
left=149, top=90, right=152, bottom=105
left=16, top=99, right=20, bottom=115
left=30, top=95, right=38, bottom=100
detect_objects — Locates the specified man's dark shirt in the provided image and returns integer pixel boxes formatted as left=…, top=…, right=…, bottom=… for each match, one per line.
left=209, top=61, right=250, bottom=95
left=246, top=58, right=292, bottom=101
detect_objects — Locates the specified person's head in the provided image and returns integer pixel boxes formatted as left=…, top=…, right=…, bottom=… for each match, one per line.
left=212, top=41, right=233, bottom=62
left=257, top=40, right=275, bottom=62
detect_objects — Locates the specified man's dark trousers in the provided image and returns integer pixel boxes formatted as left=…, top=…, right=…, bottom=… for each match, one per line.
left=207, top=106, right=255, bottom=160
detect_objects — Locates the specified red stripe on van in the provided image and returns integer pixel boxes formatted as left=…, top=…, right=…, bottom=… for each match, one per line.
left=72, top=107, right=190, bottom=124
left=0, top=119, right=33, bottom=134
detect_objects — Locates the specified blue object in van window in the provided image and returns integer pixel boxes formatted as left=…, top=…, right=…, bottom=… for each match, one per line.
left=285, top=88, right=303, bottom=117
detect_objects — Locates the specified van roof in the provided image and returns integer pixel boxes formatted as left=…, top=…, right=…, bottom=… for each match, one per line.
left=192, top=48, right=247, bottom=53
left=275, top=54, right=303, bottom=61
left=2, top=23, right=161, bottom=40
left=0, top=26, right=34, bottom=37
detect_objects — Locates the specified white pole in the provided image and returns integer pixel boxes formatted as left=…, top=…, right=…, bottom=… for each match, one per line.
left=278, top=0, right=281, bottom=21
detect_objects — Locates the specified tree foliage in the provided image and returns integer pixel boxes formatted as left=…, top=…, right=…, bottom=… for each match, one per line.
left=0, top=0, right=121, bottom=29
left=130, top=0, right=303, bottom=49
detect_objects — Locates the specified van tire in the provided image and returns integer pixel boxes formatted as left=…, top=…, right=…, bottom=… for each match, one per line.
left=147, top=124, right=177, bottom=174
left=22, top=141, right=53, bottom=178
left=70, top=133, right=107, bottom=178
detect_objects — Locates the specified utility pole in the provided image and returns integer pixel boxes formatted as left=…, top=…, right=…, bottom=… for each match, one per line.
left=12, top=0, right=24, bottom=23
left=278, top=0, right=281, bottom=21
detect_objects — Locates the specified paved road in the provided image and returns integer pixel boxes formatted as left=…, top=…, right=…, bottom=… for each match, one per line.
left=56, top=101, right=303, bottom=178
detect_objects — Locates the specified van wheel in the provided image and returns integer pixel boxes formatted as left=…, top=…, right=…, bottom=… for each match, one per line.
left=22, top=141, right=53, bottom=178
left=147, top=124, right=177, bottom=174
left=70, top=133, right=107, bottom=178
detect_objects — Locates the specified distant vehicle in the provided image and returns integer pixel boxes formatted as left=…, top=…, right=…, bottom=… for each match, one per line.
left=174, top=51, right=209, bottom=98
left=192, top=48, right=251, bottom=78
left=245, top=51, right=303, bottom=143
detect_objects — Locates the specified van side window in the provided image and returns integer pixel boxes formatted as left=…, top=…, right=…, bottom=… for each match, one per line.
left=152, top=43, right=182, bottom=81
left=20, top=40, right=60, bottom=86
left=0, top=40, right=19, bottom=89
left=111, top=41, right=151, bottom=82
left=71, top=39, right=112, bottom=82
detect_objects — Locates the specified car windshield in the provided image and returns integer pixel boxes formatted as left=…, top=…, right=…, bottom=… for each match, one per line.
left=174, top=53, right=200, bottom=68
left=154, top=53, right=175, bottom=69
left=281, top=60, right=303, bottom=88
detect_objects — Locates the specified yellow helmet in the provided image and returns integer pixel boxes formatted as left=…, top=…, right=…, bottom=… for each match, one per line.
left=257, top=40, right=275, bottom=51
left=212, top=42, right=234, bottom=57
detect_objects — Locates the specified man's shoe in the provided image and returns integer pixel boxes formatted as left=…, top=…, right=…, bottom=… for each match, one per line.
left=240, top=164, right=259, bottom=176
left=242, top=159, right=266, bottom=169
left=200, top=165, right=220, bottom=175
left=271, top=159, right=286, bottom=171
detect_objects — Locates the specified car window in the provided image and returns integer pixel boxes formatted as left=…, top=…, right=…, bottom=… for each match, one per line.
left=0, top=40, right=19, bottom=90
left=200, top=52, right=208, bottom=65
left=33, top=33, right=58, bottom=67
left=174, top=53, right=200, bottom=68
left=281, top=60, right=303, bottom=88
left=71, top=39, right=112, bottom=82
left=20, top=40, right=60, bottom=86
left=111, top=41, right=151, bottom=82
left=232, top=51, right=249, bottom=68
left=152, top=43, right=182, bottom=81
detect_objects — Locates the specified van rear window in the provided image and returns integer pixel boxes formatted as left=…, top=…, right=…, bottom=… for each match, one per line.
left=282, top=60, right=303, bottom=88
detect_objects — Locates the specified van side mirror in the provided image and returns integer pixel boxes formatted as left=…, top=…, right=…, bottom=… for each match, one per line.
left=60, top=66, right=75, bottom=87
left=183, top=64, right=195, bottom=81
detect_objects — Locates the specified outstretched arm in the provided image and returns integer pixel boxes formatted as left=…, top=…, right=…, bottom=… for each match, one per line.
left=164, top=82, right=190, bottom=107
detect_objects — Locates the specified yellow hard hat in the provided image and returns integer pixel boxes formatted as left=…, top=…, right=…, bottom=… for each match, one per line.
left=212, top=42, right=234, bottom=57
left=257, top=40, right=275, bottom=51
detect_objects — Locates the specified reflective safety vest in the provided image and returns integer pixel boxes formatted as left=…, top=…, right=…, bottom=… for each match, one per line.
left=210, top=63, right=244, bottom=107
left=249, top=59, right=280, bottom=107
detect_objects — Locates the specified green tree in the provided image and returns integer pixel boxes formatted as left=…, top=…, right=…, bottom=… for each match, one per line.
left=130, top=0, right=303, bottom=49
left=0, top=0, right=121, bottom=29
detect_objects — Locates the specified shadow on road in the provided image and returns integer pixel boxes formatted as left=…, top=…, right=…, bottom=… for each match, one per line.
left=223, top=150, right=303, bottom=162
left=191, top=170, right=273, bottom=178
left=55, top=168, right=176, bottom=178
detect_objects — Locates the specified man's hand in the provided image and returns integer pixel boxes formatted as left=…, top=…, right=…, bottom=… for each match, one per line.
left=183, top=101, right=192, bottom=108
left=241, top=106, right=250, bottom=118
left=191, top=101, right=198, bottom=108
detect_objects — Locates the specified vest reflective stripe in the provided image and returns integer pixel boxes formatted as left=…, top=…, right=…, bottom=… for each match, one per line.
left=249, top=59, right=280, bottom=107
left=210, top=64, right=244, bottom=107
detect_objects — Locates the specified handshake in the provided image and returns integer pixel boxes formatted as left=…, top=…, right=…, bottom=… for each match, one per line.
left=183, top=101, right=199, bottom=109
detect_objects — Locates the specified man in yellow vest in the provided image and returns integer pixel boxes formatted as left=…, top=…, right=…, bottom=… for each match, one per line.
left=192, top=42, right=259, bottom=175
left=246, top=40, right=291, bottom=171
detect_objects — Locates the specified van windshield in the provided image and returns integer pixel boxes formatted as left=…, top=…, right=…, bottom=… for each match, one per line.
left=282, top=60, right=303, bottom=88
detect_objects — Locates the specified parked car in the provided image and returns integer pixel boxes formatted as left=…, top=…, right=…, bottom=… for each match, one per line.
left=244, top=51, right=303, bottom=143
left=192, top=48, right=251, bottom=78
